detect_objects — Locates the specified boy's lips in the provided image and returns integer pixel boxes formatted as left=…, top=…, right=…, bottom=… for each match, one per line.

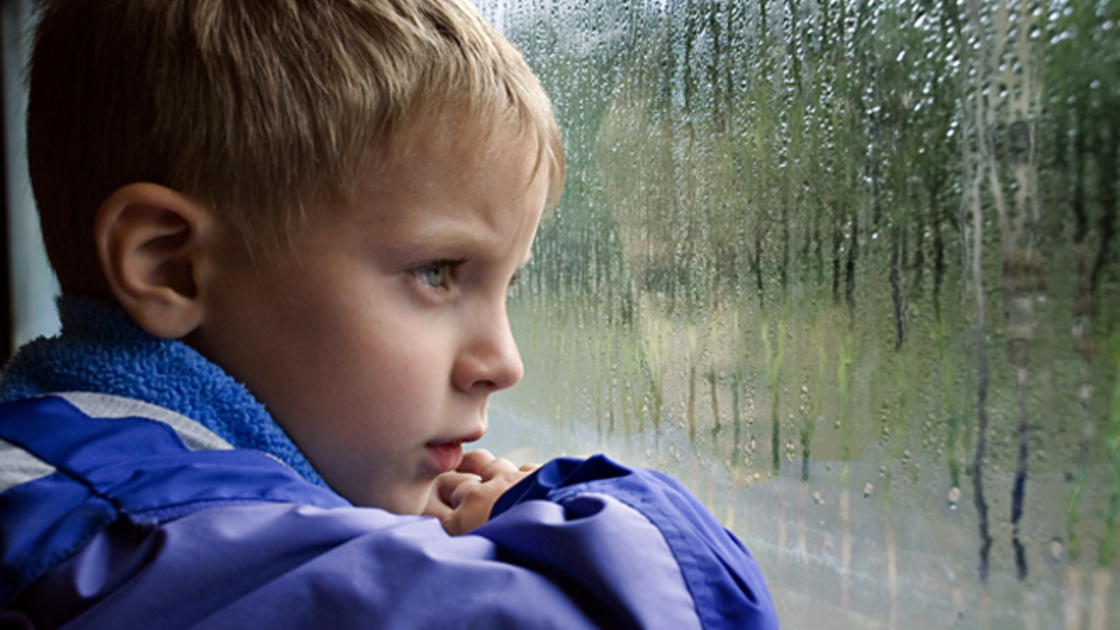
left=426, top=429, right=484, bottom=474
left=426, top=441, right=464, bottom=474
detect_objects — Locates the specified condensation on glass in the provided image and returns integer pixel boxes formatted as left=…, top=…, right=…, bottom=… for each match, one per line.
left=474, top=0, right=1119, bottom=628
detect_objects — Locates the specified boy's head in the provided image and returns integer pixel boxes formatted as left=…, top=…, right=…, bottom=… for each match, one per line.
left=27, top=0, right=564, bottom=513
left=27, top=0, right=563, bottom=298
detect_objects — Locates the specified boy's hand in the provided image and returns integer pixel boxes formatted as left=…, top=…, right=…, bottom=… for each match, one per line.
left=425, top=449, right=538, bottom=536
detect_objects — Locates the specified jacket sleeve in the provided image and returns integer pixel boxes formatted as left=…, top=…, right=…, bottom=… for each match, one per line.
left=11, top=456, right=778, bottom=630
left=482, top=456, right=779, bottom=630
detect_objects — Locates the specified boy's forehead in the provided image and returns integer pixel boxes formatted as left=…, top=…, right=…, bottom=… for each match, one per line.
left=362, top=120, right=543, bottom=196
left=391, top=117, right=537, bottom=168
left=312, top=119, right=547, bottom=234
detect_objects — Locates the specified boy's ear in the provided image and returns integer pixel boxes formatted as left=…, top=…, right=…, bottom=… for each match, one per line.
left=95, top=183, right=219, bottom=339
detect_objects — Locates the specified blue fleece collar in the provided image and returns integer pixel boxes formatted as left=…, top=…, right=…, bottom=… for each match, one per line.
left=0, top=296, right=328, bottom=488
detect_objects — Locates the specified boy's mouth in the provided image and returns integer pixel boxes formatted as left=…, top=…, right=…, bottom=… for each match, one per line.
left=425, top=426, right=485, bottom=474
left=426, top=440, right=465, bottom=474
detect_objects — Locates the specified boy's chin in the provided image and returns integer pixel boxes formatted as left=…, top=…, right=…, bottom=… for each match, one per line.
left=349, top=480, right=435, bottom=516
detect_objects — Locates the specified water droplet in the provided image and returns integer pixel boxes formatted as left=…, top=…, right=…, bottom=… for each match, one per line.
left=1050, top=539, right=1065, bottom=561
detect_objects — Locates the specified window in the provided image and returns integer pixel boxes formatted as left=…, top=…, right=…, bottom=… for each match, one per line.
left=2, top=0, right=58, bottom=356
left=478, top=1, right=1120, bottom=627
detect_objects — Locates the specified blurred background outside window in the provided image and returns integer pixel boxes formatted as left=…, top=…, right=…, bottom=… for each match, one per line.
left=475, top=1, right=1120, bottom=628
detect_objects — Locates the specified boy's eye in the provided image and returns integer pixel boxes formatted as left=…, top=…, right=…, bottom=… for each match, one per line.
left=416, top=262, right=449, bottom=288
left=413, top=260, right=464, bottom=290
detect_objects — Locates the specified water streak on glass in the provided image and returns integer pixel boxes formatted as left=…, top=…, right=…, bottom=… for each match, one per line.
left=475, top=0, right=1120, bottom=627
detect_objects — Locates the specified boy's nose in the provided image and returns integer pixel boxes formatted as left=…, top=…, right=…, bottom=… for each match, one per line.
left=452, top=307, right=524, bottom=394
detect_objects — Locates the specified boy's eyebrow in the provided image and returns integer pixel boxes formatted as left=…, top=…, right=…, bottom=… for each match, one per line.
left=372, top=224, right=536, bottom=268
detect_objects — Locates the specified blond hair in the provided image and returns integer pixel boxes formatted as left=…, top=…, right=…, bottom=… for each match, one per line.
left=27, top=0, right=564, bottom=296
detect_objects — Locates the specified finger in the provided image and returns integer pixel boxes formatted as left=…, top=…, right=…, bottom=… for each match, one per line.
left=449, top=476, right=484, bottom=508
left=432, top=471, right=480, bottom=507
left=457, top=449, right=520, bottom=481
left=456, top=449, right=496, bottom=475
left=518, top=463, right=540, bottom=473
left=471, top=457, right=519, bottom=483
left=422, top=484, right=453, bottom=519
left=443, top=477, right=508, bottom=535
left=449, top=467, right=525, bottom=513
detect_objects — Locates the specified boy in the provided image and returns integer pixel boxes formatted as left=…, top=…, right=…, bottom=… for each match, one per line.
left=0, top=1, right=778, bottom=628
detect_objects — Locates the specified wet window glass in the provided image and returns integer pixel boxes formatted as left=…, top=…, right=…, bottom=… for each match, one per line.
left=475, top=0, right=1120, bottom=627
